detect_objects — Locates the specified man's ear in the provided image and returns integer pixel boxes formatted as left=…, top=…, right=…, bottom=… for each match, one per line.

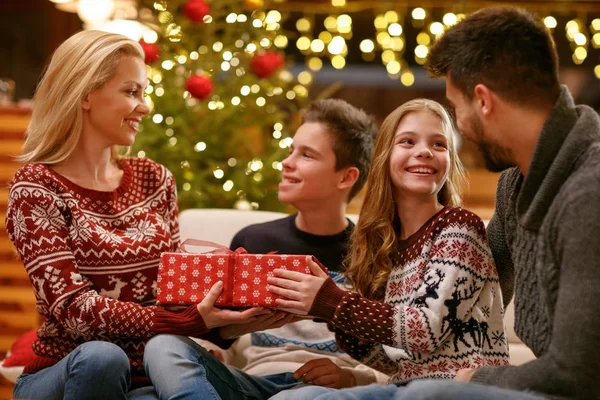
left=338, top=167, right=359, bottom=191
left=473, top=84, right=494, bottom=117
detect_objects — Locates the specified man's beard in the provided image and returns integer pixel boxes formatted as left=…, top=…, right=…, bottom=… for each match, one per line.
left=479, top=140, right=515, bottom=172
left=470, top=114, right=515, bottom=172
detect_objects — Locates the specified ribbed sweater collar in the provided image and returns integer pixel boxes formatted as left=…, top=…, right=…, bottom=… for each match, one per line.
left=518, top=86, right=599, bottom=230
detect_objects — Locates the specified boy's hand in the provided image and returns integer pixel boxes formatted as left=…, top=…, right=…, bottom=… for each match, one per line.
left=294, top=358, right=357, bottom=389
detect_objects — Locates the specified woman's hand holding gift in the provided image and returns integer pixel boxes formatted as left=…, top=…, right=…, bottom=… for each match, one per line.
left=267, top=256, right=328, bottom=314
left=197, top=281, right=271, bottom=329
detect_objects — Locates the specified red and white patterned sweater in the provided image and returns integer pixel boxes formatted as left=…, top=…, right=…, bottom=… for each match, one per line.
left=311, top=207, right=510, bottom=384
left=5, top=158, right=213, bottom=378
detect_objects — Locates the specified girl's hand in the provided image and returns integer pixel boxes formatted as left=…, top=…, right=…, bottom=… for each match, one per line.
left=267, top=256, right=328, bottom=313
left=197, top=281, right=270, bottom=329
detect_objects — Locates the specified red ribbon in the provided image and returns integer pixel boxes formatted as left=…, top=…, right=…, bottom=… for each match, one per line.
left=176, top=239, right=327, bottom=306
left=177, top=239, right=243, bottom=304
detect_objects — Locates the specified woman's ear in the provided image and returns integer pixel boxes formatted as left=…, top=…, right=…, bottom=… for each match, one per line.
left=82, top=93, right=91, bottom=111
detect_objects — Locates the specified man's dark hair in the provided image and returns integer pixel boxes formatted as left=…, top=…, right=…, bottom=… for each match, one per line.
left=426, top=7, right=561, bottom=107
left=302, top=99, right=377, bottom=201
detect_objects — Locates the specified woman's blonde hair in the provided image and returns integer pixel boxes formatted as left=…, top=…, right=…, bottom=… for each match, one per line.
left=19, top=30, right=145, bottom=164
left=345, top=98, right=467, bottom=300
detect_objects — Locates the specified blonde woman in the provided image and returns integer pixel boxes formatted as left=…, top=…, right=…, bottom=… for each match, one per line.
left=5, top=30, right=267, bottom=399
left=268, top=99, right=509, bottom=399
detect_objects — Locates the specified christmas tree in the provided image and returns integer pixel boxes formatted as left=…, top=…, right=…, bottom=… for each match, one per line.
left=134, top=0, right=307, bottom=211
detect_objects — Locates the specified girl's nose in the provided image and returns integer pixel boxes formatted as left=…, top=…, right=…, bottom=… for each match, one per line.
left=415, top=147, right=434, bottom=159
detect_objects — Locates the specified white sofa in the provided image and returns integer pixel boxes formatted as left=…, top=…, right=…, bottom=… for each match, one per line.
left=0, top=208, right=536, bottom=384
left=178, top=208, right=536, bottom=367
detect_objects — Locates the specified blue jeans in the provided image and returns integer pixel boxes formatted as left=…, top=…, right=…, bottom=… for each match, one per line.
left=271, top=380, right=549, bottom=400
left=12, top=341, right=158, bottom=400
left=144, top=334, right=301, bottom=400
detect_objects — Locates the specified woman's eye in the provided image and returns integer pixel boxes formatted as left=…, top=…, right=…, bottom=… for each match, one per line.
left=127, top=89, right=137, bottom=96
left=433, top=142, right=448, bottom=149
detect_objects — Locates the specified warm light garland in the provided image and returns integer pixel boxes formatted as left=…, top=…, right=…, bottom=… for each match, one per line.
left=50, top=0, right=600, bottom=83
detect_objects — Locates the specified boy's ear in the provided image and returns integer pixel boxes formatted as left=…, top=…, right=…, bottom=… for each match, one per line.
left=338, top=167, right=359, bottom=191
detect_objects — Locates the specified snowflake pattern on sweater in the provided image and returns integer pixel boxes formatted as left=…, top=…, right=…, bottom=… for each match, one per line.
left=5, top=158, right=208, bottom=376
left=311, top=207, right=509, bottom=384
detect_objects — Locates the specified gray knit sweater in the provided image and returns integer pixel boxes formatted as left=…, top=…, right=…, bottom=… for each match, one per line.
left=471, top=87, right=600, bottom=400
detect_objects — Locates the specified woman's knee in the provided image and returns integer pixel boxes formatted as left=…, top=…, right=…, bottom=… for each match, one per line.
left=68, top=341, right=130, bottom=384
left=75, top=341, right=129, bottom=370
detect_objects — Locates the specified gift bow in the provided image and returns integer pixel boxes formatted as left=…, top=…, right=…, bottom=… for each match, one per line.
left=179, top=238, right=252, bottom=254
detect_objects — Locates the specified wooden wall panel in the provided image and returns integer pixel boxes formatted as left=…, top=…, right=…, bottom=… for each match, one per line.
left=0, top=108, right=35, bottom=397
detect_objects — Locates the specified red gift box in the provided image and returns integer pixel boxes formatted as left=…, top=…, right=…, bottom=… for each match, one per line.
left=156, top=240, right=327, bottom=308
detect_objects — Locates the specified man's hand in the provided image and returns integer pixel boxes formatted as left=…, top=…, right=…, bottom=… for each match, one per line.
left=219, top=311, right=297, bottom=339
left=455, top=368, right=476, bottom=382
left=267, top=256, right=329, bottom=313
left=294, top=358, right=357, bottom=389
left=197, top=281, right=271, bottom=329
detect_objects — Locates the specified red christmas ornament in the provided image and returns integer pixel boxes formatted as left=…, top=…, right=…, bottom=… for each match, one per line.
left=186, top=74, right=214, bottom=100
left=139, top=41, right=160, bottom=64
left=182, top=0, right=210, bottom=23
left=250, top=51, right=285, bottom=78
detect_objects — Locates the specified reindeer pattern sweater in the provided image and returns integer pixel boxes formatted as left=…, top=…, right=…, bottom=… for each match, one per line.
left=5, top=158, right=212, bottom=377
left=310, top=207, right=509, bottom=385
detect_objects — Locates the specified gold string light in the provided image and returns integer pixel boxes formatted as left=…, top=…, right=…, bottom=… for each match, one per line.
left=281, top=1, right=600, bottom=83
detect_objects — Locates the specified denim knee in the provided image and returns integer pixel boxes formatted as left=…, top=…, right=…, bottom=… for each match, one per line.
left=73, top=341, right=130, bottom=376
left=271, top=386, right=335, bottom=400
left=144, top=334, right=202, bottom=362
left=400, top=380, right=467, bottom=400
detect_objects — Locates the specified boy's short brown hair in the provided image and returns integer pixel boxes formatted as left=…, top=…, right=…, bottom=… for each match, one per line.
left=302, top=99, right=378, bottom=201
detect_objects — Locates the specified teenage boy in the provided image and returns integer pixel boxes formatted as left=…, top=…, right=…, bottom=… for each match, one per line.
left=228, top=98, right=388, bottom=390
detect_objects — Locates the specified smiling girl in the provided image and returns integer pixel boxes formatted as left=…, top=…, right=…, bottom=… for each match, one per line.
left=268, top=99, right=509, bottom=399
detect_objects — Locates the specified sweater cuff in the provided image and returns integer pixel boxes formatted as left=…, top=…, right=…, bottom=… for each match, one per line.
left=470, top=366, right=498, bottom=385
left=309, top=277, right=345, bottom=321
left=153, top=304, right=209, bottom=337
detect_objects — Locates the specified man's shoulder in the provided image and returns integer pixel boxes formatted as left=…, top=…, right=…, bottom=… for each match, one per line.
left=561, top=143, right=600, bottom=200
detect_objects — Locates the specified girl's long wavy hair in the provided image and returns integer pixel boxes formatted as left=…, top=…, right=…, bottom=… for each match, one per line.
left=345, top=99, right=467, bottom=300
left=18, top=30, right=144, bottom=164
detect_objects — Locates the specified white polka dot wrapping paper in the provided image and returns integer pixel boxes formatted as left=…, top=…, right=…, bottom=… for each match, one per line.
left=156, top=239, right=327, bottom=308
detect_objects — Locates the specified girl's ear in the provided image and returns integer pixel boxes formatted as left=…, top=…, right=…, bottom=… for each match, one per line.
left=338, top=167, right=359, bottom=191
